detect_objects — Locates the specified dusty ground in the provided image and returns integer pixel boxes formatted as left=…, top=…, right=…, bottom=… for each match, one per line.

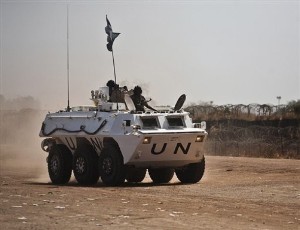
left=0, top=146, right=299, bottom=230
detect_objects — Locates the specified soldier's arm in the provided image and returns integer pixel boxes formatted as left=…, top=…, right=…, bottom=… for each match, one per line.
left=143, top=100, right=157, bottom=112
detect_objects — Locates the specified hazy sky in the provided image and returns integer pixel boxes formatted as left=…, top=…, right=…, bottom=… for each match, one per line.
left=1, top=0, right=299, bottom=110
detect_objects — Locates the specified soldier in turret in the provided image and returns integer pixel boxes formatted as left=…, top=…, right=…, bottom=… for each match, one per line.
left=106, top=80, right=116, bottom=100
left=130, top=86, right=157, bottom=112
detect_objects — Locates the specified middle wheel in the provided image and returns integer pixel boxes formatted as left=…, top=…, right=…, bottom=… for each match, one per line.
left=126, top=168, right=147, bottom=183
left=73, top=145, right=99, bottom=185
left=148, top=168, right=174, bottom=184
left=99, top=146, right=126, bottom=186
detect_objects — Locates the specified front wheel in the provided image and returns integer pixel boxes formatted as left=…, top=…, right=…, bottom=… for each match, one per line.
left=148, top=168, right=174, bottom=184
left=48, top=144, right=72, bottom=184
left=175, top=157, right=205, bottom=183
left=99, top=146, right=126, bottom=186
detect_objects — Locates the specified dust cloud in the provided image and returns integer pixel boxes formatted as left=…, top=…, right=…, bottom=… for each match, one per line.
left=0, top=95, right=49, bottom=181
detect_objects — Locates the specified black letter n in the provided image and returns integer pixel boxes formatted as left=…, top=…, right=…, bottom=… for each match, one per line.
left=174, top=143, right=191, bottom=154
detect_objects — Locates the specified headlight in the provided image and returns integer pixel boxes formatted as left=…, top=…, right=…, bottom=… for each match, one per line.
left=195, top=135, right=204, bottom=142
left=143, top=137, right=152, bottom=144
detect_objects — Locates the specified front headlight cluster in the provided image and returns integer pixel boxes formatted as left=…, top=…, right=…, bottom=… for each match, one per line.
left=142, top=137, right=152, bottom=144
left=195, top=135, right=205, bottom=142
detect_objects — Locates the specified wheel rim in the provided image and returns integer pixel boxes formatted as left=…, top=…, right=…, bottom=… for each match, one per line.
left=102, top=157, right=113, bottom=175
left=50, top=155, right=60, bottom=176
left=75, top=156, right=86, bottom=175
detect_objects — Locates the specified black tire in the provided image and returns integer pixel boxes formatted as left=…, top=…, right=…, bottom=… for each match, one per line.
left=148, top=168, right=174, bottom=184
left=126, top=168, right=147, bottom=183
left=48, top=144, right=72, bottom=184
left=175, top=157, right=205, bottom=184
left=73, top=145, right=99, bottom=185
left=99, top=146, right=126, bottom=186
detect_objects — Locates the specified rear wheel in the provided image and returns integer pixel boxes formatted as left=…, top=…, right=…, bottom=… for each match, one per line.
left=73, top=145, right=99, bottom=185
left=148, top=168, right=174, bottom=184
left=99, top=146, right=126, bottom=186
left=126, top=168, right=147, bottom=183
left=175, top=157, right=205, bottom=183
left=48, top=144, right=72, bottom=184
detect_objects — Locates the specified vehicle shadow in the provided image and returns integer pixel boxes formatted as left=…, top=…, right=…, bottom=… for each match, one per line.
left=24, top=180, right=193, bottom=188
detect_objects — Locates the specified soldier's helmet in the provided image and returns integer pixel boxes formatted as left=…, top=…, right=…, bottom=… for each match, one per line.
left=133, top=86, right=142, bottom=95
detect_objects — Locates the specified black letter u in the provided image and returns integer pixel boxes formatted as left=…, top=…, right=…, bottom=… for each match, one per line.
left=151, top=143, right=167, bottom=155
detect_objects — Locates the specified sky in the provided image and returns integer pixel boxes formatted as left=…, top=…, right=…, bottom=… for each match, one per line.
left=0, top=0, right=299, bottom=110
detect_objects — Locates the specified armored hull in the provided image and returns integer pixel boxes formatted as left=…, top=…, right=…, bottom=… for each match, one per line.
left=40, top=96, right=207, bottom=186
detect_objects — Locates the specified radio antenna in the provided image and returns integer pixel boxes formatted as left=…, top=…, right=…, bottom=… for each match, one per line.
left=66, top=4, right=71, bottom=112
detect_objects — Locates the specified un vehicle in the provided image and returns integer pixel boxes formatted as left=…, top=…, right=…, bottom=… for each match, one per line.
left=40, top=87, right=207, bottom=186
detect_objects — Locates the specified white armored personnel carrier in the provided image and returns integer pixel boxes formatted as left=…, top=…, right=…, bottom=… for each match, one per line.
left=40, top=87, right=207, bottom=186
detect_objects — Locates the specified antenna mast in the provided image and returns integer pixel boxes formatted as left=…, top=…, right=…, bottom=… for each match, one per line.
left=66, top=4, right=70, bottom=112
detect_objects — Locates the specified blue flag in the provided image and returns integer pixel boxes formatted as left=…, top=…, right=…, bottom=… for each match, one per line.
left=105, top=15, right=120, bottom=52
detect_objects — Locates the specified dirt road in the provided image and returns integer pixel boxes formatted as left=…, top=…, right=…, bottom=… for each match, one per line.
left=0, top=148, right=299, bottom=230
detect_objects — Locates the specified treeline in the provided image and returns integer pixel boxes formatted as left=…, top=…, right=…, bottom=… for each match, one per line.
left=185, top=101, right=300, bottom=159
left=186, top=100, right=300, bottom=121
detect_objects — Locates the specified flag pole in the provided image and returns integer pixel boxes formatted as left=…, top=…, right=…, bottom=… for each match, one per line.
left=111, top=48, right=119, bottom=110
left=105, top=15, right=120, bottom=110
left=111, top=49, right=117, bottom=85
